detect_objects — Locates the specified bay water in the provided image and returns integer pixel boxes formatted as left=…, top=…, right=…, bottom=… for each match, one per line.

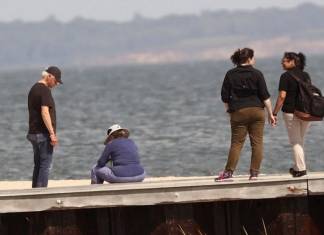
left=0, top=57, right=323, bottom=180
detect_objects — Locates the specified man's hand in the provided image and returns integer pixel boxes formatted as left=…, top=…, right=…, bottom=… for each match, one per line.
left=50, top=133, right=58, bottom=146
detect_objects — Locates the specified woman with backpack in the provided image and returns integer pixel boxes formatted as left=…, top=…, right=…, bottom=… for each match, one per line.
left=273, top=52, right=311, bottom=177
left=217, top=48, right=276, bottom=181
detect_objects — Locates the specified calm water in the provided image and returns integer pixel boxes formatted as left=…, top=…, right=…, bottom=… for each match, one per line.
left=1, top=58, right=324, bottom=180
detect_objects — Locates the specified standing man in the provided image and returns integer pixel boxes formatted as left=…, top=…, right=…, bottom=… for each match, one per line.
left=27, top=66, right=62, bottom=188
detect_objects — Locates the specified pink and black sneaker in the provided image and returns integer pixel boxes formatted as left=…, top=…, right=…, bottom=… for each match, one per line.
left=215, top=170, right=233, bottom=182
left=249, top=169, right=259, bottom=180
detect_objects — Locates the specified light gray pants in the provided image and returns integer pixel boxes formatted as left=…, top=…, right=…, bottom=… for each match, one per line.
left=283, top=113, right=311, bottom=171
left=91, top=165, right=145, bottom=184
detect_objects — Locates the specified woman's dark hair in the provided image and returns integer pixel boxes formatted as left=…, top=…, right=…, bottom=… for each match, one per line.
left=283, top=52, right=306, bottom=70
left=110, top=129, right=129, bottom=141
left=231, top=48, right=254, bottom=66
left=104, top=129, right=130, bottom=145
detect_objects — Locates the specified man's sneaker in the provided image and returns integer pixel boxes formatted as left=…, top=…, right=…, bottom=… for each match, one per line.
left=215, top=170, right=233, bottom=181
left=289, top=168, right=307, bottom=177
left=249, top=169, right=259, bottom=180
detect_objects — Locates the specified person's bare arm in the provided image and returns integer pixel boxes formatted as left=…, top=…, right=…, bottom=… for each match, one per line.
left=224, top=103, right=229, bottom=112
left=271, top=91, right=287, bottom=126
left=263, top=98, right=276, bottom=126
left=41, top=106, right=58, bottom=146
left=273, top=91, right=286, bottom=115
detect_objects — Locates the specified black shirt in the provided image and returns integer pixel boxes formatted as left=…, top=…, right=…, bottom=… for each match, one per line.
left=28, top=83, right=56, bottom=134
left=221, top=65, right=270, bottom=112
left=279, top=68, right=311, bottom=113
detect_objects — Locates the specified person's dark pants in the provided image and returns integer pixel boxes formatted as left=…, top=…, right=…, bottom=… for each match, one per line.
left=27, top=133, right=53, bottom=188
left=225, top=107, right=265, bottom=174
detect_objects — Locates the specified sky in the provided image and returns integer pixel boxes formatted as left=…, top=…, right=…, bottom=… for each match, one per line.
left=1, top=0, right=324, bottom=22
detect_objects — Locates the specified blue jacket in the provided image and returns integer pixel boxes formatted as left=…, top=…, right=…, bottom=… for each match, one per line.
left=97, top=138, right=144, bottom=177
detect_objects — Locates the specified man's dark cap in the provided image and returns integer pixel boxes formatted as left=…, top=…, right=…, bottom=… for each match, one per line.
left=46, top=66, right=62, bottom=84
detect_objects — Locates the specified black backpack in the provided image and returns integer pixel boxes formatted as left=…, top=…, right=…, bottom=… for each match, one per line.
left=289, top=72, right=324, bottom=121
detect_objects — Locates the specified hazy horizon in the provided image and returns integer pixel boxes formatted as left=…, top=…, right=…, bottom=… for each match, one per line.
left=1, top=2, right=324, bottom=68
left=1, top=0, right=324, bottom=22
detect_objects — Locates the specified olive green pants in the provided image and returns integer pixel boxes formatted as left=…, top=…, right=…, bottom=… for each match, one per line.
left=225, top=107, right=265, bottom=173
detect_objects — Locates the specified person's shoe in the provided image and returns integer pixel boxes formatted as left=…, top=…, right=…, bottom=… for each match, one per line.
left=289, top=168, right=307, bottom=177
left=294, top=170, right=307, bottom=177
left=215, top=170, right=233, bottom=181
left=249, top=169, right=259, bottom=180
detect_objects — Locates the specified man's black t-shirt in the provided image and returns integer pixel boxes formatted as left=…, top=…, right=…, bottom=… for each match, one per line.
left=279, top=68, right=311, bottom=113
left=221, top=65, right=271, bottom=112
left=28, top=83, right=56, bottom=134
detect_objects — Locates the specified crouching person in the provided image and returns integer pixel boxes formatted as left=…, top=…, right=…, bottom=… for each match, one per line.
left=91, top=124, right=145, bottom=184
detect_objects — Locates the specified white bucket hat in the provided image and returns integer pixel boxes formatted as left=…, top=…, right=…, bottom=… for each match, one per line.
left=106, top=124, right=129, bottom=138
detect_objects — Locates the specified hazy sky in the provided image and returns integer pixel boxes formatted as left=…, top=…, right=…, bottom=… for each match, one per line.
left=2, top=0, right=324, bottom=22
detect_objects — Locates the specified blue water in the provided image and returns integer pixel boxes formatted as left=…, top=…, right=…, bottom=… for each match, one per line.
left=0, top=57, right=324, bottom=180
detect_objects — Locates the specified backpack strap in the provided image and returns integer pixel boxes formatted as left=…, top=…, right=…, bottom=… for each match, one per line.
left=289, top=71, right=322, bottom=97
left=288, top=71, right=312, bottom=84
left=288, top=71, right=302, bottom=82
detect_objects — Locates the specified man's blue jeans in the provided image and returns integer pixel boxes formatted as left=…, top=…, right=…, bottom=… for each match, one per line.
left=27, top=133, right=53, bottom=188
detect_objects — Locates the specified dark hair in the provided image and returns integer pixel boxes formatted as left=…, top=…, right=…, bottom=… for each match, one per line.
left=104, top=129, right=130, bottom=145
left=108, top=129, right=129, bottom=142
left=230, top=48, right=254, bottom=66
left=112, top=129, right=129, bottom=138
left=283, top=52, right=306, bottom=70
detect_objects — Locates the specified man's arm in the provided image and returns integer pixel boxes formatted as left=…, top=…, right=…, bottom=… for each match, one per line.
left=41, top=106, right=58, bottom=146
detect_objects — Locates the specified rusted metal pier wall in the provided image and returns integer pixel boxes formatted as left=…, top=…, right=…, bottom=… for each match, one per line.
left=0, top=197, right=323, bottom=235
left=1, top=174, right=324, bottom=235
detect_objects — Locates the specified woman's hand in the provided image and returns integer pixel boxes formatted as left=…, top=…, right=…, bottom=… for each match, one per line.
left=263, top=98, right=277, bottom=127
left=268, top=113, right=277, bottom=127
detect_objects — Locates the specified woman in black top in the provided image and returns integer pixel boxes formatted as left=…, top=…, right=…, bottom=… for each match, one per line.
left=217, top=48, right=276, bottom=181
left=273, top=52, right=311, bottom=177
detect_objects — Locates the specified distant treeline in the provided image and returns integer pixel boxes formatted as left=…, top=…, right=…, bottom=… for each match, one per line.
left=0, top=3, right=323, bottom=68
